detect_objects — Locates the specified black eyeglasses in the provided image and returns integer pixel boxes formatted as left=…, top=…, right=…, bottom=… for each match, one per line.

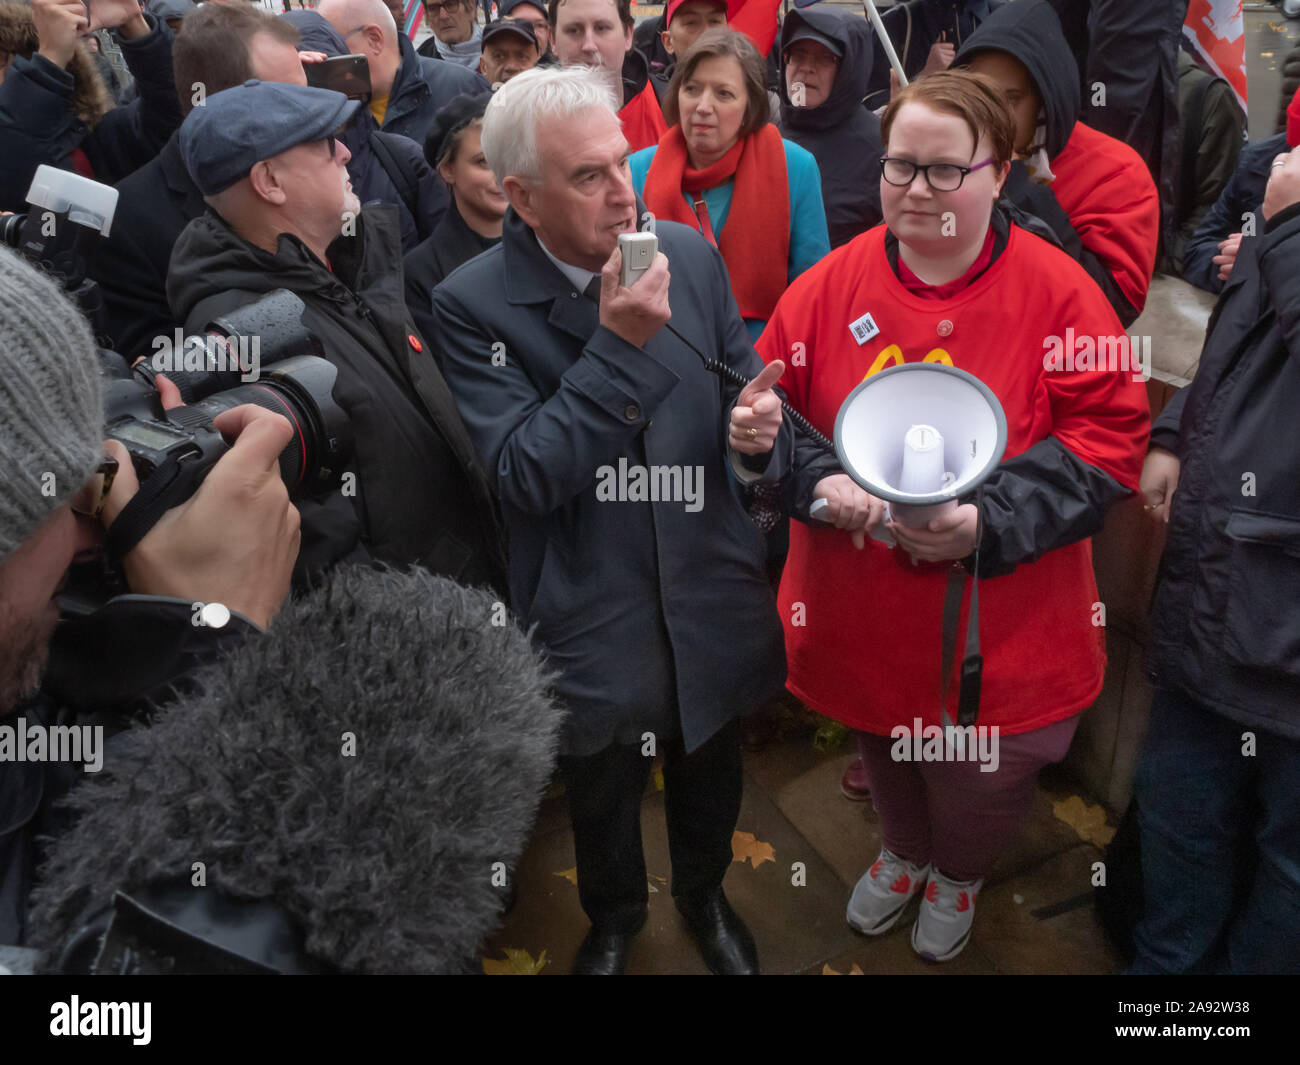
left=880, top=156, right=996, bottom=192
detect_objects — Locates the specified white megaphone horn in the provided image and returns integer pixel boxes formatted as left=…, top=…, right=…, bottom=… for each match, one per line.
left=810, top=363, right=1008, bottom=545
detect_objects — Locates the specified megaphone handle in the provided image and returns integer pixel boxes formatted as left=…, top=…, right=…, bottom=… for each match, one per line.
left=808, top=496, right=896, bottom=546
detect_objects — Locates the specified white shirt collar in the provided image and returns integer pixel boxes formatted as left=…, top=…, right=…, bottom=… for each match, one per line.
left=536, top=237, right=598, bottom=294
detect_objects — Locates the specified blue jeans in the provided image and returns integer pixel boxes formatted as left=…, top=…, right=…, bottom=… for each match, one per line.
left=1131, top=687, right=1300, bottom=974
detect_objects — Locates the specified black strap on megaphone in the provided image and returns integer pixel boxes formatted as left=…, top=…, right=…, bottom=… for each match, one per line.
left=940, top=485, right=985, bottom=729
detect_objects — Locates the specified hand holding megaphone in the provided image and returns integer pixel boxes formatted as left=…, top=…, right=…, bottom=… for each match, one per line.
left=730, top=360, right=786, bottom=455
left=810, top=474, right=887, bottom=550
left=887, top=502, right=979, bottom=563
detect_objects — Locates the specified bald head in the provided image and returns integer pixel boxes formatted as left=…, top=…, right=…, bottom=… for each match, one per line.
left=317, top=0, right=402, bottom=97
left=317, top=0, right=398, bottom=45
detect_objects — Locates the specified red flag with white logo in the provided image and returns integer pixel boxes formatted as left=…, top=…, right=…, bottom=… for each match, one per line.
left=1183, top=0, right=1247, bottom=113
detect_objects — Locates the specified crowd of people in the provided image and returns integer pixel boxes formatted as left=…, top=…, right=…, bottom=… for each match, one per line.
left=0, top=0, right=1297, bottom=976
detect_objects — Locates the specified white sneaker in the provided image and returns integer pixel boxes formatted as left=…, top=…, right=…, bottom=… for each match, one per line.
left=911, top=868, right=983, bottom=962
left=846, top=849, right=930, bottom=935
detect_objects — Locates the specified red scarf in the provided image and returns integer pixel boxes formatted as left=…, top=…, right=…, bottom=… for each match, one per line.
left=642, top=122, right=789, bottom=321
left=619, top=83, right=669, bottom=152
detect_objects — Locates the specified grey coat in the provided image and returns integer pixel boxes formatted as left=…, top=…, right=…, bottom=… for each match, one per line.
left=432, top=213, right=838, bottom=754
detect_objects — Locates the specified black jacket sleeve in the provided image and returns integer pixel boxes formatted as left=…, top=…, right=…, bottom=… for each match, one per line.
left=1149, top=387, right=1188, bottom=455
left=42, top=595, right=260, bottom=716
left=81, top=15, right=182, bottom=187
left=966, top=437, right=1131, bottom=578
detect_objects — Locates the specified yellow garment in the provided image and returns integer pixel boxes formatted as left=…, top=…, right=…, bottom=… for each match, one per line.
left=369, top=92, right=389, bottom=126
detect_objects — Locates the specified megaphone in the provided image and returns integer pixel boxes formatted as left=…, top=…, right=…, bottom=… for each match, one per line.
left=810, top=364, right=1008, bottom=542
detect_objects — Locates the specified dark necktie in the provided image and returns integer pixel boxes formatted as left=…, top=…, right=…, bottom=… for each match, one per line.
left=583, top=276, right=601, bottom=307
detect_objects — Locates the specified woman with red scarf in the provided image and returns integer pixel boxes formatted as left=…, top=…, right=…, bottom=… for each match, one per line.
left=629, top=28, right=829, bottom=341
left=755, top=70, right=1148, bottom=962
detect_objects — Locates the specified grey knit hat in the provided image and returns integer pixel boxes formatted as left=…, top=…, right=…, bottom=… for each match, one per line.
left=0, top=247, right=104, bottom=563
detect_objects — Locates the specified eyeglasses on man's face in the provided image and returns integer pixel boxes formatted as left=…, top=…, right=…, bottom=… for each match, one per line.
left=879, top=155, right=996, bottom=192
left=69, top=455, right=119, bottom=523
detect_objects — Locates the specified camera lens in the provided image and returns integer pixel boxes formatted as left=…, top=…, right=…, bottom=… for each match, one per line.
left=187, top=356, right=351, bottom=496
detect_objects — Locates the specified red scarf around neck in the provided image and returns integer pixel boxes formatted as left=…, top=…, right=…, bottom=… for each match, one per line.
left=642, top=122, right=790, bottom=321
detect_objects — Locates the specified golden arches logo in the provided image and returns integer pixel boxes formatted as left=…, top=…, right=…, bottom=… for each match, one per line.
left=862, top=346, right=954, bottom=380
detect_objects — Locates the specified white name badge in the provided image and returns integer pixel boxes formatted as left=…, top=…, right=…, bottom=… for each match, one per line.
left=848, top=312, right=880, bottom=346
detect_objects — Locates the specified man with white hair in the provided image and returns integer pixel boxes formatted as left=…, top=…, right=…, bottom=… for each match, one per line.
left=432, top=65, right=873, bottom=974
left=316, top=0, right=487, bottom=147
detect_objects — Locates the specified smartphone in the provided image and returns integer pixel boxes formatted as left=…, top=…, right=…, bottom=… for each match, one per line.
left=304, top=55, right=372, bottom=101
left=618, top=231, right=658, bottom=288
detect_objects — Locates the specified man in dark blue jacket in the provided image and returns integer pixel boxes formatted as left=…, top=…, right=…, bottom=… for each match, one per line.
left=434, top=65, right=871, bottom=975
left=0, top=0, right=181, bottom=211
left=316, top=0, right=487, bottom=148
left=1181, top=130, right=1291, bottom=295
left=1133, top=147, right=1300, bottom=975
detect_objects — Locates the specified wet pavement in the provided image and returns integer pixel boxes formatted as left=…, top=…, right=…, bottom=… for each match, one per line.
left=482, top=720, right=1124, bottom=975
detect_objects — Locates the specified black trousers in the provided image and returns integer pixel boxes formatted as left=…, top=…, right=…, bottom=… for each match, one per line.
left=558, top=718, right=743, bottom=933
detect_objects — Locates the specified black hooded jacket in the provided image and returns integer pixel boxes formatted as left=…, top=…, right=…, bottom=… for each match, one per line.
left=778, top=8, right=882, bottom=249
left=165, top=205, right=506, bottom=595
left=953, top=0, right=1157, bottom=326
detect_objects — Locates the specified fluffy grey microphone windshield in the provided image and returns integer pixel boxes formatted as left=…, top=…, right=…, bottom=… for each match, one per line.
left=25, top=565, right=564, bottom=973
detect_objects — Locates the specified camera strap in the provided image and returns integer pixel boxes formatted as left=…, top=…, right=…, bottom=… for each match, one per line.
left=103, top=451, right=203, bottom=564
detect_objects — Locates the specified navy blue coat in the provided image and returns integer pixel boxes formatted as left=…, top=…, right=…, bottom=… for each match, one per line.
left=1181, top=132, right=1288, bottom=295
left=433, top=212, right=839, bottom=754
left=383, top=32, right=489, bottom=149
left=1148, top=202, right=1300, bottom=741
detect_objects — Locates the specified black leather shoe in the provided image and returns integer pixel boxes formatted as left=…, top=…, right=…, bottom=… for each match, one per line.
left=676, top=889, right=760, bottom=974
left=571, top=927, right=633, bottom=975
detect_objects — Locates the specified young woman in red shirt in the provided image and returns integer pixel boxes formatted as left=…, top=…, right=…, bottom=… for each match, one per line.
left=755, top=70, right=1148, bottom=962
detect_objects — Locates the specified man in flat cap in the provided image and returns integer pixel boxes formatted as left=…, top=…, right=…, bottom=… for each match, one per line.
left=167, top=79, right=505, bottom=594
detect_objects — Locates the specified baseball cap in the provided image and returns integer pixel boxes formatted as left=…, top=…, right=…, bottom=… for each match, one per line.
left=783, top=25, right=844, bottom=59
left=482, top=18, right=539, bottom=49
left=665, top=0, right=729, bottom=27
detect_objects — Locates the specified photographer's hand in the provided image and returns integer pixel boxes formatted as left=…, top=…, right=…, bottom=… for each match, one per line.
left=100, top=405, right=301, bottom=630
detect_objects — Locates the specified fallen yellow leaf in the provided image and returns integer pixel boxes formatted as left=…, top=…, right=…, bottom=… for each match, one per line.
left=822, top=963, right=864, bottom=975
left=482, top=948, right=548, bottom=975
left=1052, top=795, right=1116, bottom=847
left=732, top=830, right=775, bottom=868
left=554, top=867, right=578, bottom=885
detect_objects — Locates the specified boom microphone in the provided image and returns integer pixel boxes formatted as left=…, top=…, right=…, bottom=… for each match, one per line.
left=25, top=566, right=564, bottom=974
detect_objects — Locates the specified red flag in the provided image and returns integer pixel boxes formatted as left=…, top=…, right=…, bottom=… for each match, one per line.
left=729, top=0, right=783, bottom=57
left=1182, top=0, right=1247, bottom=113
